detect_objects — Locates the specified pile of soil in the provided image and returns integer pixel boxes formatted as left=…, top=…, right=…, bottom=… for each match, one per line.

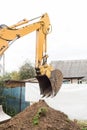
left=0, top=100, right=80, bottom=130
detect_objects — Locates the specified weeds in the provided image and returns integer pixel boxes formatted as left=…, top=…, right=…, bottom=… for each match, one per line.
left=32, top=107, right=48, bottom=125
left=78, top=120, right=87, bottom=130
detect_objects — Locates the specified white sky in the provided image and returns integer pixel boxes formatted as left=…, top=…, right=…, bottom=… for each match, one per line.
left=0, top=0, right=87, bottom=72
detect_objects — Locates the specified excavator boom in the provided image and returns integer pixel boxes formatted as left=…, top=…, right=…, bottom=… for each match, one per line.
left=0, top=13, right=63, bottom=97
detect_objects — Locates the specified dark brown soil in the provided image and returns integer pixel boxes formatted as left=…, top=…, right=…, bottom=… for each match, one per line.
left=0, top=100, right=81, bottom=130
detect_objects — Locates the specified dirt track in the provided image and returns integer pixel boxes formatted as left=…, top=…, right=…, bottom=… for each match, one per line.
left=0, top=100, right=80, bottom=130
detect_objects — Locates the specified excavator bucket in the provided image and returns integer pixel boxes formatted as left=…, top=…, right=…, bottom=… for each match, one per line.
left=36, top=69, right=63, bottom=97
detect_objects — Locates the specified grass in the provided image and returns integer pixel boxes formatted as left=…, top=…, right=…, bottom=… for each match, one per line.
left=77, top=120, right=87, bottom=130
left=32, top=107, right=48, bottom=125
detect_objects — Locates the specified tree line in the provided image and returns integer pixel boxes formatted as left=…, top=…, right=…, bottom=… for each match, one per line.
left=0, top=61, right=36, bottom=82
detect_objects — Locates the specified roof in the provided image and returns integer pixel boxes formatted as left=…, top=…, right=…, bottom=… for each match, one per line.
left=3, top=78, right=38, bottom=88
left=51, top=60, right=87, bottom=79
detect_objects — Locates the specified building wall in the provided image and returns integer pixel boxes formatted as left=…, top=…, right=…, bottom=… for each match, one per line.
left=63, top=78, right=84, bottom=84
left=2, top=87, right=30, bottom=113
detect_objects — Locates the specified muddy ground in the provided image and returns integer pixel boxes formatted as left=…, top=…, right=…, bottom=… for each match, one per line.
left=0, top=100, right=81, bottom=130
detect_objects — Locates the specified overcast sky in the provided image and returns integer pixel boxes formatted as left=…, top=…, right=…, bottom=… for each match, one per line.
left=0, top=0, right=87, bottom=72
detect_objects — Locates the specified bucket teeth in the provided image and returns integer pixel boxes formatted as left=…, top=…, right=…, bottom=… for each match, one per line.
left=36, top=69, right=63, bottom=97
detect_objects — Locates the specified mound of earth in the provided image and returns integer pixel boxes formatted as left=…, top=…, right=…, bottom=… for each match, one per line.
left=0, top=100, right=80, bottom=130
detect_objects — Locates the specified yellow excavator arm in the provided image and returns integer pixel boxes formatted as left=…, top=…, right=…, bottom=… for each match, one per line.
left=0, top=13, right=63, bottom=97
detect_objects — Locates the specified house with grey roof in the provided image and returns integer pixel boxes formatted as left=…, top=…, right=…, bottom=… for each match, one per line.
left=51, top=60, right=87, bottom=84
